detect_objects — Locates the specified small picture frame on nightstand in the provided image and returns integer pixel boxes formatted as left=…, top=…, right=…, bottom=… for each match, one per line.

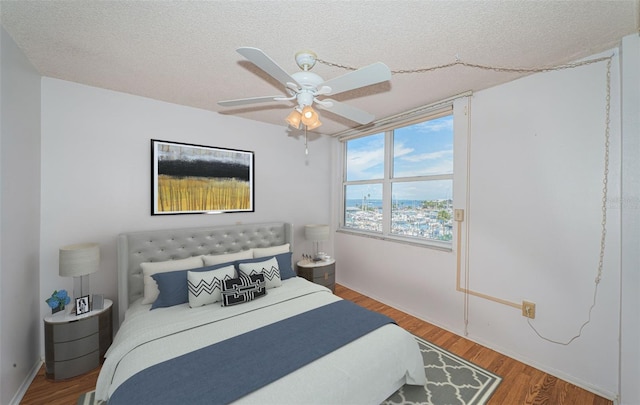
left=75, top=295, right=90, bottom=315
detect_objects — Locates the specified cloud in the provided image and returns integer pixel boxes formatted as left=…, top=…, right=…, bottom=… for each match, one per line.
left=393, top=140, right=453, bottom=176
left=393, top=144, right=414, bottom=158
left=347, top=148, right=384, bottom=179
left=413, top=116, right=453, bottom=133
left=401, top=149, right=452, bottom=163
left=394, top=161, right=453, bottom=177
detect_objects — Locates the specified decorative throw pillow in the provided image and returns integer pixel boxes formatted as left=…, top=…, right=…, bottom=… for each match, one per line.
left=202, top=250, right=253, bottom=266
left=252, top=243, right=290, bottom=258
left=150, top=262, right=237, bottom=310
left=140, top=256, right=204, bottom=305
left=273, top=252, right=295, bottom=280
left=150, top=270, right=189, bottom=310
left=187, top=265, right=236, bottom=308
left=237, top=257, right=282, bottom=289
left=221, top=274, right=266, bottom=307
left=236, top=252, right=295, bottom=280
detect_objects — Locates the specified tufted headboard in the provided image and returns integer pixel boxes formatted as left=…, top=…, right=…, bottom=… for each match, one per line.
left=116, top=222, right=293, bottom=325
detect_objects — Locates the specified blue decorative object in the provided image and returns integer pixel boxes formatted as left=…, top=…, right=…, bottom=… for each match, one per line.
left=46, top=289, right=71, bottom=313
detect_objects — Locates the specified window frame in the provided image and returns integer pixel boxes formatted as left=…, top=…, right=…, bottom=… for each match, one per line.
left=339, top=105, right=455, bottom=250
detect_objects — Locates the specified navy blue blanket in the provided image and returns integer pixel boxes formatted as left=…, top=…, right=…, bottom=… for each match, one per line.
left=109, top=300, right=394, bottom=405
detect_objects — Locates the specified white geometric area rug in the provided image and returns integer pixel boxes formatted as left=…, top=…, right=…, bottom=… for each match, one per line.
left=77, top=389, right=95, bottom=405
left=382, top=336, right=502, bottom=405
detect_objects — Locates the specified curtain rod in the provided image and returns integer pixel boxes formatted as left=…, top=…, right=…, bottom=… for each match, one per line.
left=331, top=90, right=473, bottom=140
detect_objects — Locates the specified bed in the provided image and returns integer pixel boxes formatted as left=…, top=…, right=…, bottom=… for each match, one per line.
left=95, top=222, right=425, bottom=404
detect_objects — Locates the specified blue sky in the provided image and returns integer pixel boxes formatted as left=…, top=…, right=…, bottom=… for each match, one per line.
left=346, top=115, right=453, bottom=201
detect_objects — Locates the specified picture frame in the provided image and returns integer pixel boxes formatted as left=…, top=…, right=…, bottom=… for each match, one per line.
left=151, top=139, right=255, bottom=215
left=75, top=295, right=90, bottom=316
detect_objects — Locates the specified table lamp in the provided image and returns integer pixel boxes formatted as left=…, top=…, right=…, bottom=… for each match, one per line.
left=59, top=243, right=100, bottom=301
left=304, top=224, right=329, bottom=260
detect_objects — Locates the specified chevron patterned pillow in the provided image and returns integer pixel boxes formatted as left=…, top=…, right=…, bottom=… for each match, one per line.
left=237, top=257, right=282, bottom=289
left=187, top=265, right=236, bottom=308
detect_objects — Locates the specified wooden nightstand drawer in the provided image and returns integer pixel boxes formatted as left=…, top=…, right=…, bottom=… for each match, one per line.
left=53, top=316, right=98, bottom=342
left=53, top=333, right=99, bottom=361
left=47, top=351, right=100, bottom=380
left=312, top=270, right=335, bottom=287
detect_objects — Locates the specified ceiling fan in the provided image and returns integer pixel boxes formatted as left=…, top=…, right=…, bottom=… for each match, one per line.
left=218, top=47, right=391, bottom=130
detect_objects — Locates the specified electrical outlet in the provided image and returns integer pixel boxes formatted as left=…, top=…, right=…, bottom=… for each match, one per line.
left=454, top=209, right=465, bottom=222
left=522, top=301, right=536, bottom=319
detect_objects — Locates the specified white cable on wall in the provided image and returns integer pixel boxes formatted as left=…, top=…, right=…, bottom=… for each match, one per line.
left=324, top=52, right=614, bottom=344
left=525, top=56, right=612, bottom=345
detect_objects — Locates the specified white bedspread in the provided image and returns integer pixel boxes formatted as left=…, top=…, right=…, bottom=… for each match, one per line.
left=96, top=278, right=425, bottom=404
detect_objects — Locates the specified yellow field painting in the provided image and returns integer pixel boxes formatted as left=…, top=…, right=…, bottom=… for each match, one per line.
left=157, top=175, right=251, bottom=212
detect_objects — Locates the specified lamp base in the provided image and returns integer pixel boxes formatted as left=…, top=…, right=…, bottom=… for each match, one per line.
left=314, top=251, right=329, bottom=261
left=72, top=275, right=91, bottom=300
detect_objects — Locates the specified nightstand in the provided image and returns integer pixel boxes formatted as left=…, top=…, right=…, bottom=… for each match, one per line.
left=44, top=299, right=112, bottom=380
left=297, top=259, right=336, bottom=293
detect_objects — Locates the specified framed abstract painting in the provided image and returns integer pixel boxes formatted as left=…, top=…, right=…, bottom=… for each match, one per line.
left=151, top=139, right=254, bottom=215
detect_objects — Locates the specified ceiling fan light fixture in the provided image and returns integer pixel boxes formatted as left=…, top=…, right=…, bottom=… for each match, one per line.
left=286, top=109, right=302, bottom=128
left=299, top=105, right=322, bottom=129
left=219, top=47, right=391, bottom=132
left=305, top=117, right=322, bottom=130
left=301, top=105, right=318, bottom=124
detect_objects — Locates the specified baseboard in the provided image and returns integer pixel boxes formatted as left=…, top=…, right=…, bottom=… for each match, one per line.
left=465, top=333, right=618, bottom=402
left=9, top=359, right=42, bottom=405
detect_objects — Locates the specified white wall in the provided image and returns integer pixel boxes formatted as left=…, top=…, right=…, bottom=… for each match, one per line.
left=0, top=27, right=42, bottom=405
left=335, top=48, right=625, bottom=399
left=5, top=29, right=635, bottom=405
left=40, top=78, right=334, bottom=339
left=619, top=33, right=640, bottom=405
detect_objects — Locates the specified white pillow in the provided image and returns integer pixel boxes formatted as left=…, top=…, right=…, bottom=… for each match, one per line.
left=238, top=257, right=282, bottom=289
left=202, top=250, right=253, bottom=266
left=253, top=244, right=290, bottom=258
left=187, top=265, right=236, bottom=308
left=140, top=256, right=204, bottom=304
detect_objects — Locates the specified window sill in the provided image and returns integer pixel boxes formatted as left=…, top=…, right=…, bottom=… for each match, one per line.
left=336, top=228, right=453, bottom=252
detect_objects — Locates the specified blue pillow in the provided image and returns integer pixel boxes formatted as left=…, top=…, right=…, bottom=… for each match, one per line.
left=151, top=262, right=235, bottom=309
left=235, top=252, right=295, bottom=280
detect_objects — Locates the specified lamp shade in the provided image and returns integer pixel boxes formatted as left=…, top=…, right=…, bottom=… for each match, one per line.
left=305, top=117, right=322, bottom=130
left=59, top=243, right=100, bottom=277
left=286, top=109, right=302, bottom=128
left=301, top=106, right=317, bottom=123
left=301, top=106, right=322, bottom=129
left=304, top=224, right=330, bottom=242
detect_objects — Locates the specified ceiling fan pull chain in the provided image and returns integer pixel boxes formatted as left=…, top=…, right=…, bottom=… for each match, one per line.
left=305, top=126, right=309, bottom=155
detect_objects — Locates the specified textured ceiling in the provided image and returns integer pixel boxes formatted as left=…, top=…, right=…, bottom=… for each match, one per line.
left=1, top=0, right=638, bottom=135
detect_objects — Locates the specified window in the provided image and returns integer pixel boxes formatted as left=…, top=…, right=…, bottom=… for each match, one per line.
left=342, top=111, right=454, bottom=247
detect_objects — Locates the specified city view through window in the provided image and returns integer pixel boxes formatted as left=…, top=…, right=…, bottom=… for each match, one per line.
left=343, top=114, right=454, bottom=243
left=345, top=193, right=454, bottom=242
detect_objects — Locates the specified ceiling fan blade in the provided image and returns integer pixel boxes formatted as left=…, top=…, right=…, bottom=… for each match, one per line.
left=316, top=99, right=376, bottom=125
left=321, top=62, right=391, bottom=95
left=218, top=95, right=284, bottom=107
left=237, top=47, right=300, bottom=88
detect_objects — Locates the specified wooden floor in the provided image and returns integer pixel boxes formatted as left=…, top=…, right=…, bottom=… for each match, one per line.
left=335, top=285, right=611, bottom=405
left=21, top=284, right=612, bottom=405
